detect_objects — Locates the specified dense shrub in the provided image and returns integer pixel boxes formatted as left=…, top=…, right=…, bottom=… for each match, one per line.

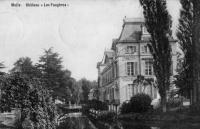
left=97, top=111, right=117, bottom=122
left=82, top=100, right=108, bottom=115
left=167, top=97, right=182, bottom=108
left=130, top=93, right=152, bottom=113
left=120, top=93, right=152, bottom=114
left=87, top=100, right=108, bottom=111
left=120, top=101, right=131, bottom=114
left=0, top=73, right=57, bottom=129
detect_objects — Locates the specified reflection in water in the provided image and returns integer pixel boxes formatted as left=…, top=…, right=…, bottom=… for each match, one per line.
left=106, top=122, right=153, bottom=129
left=151, top=127, right=159, bottom=129
left=57, top=113, right=97, bottom=129
left=121, top=123, right=151, bottom=129
left=57, top=113, right=200, bottom=129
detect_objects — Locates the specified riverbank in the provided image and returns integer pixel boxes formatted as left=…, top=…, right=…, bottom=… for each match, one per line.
left=85, top=107, right=200, bottom=124
left=89, top=116, right=200, bottom=129
left=118, top=111, right=200, bottom=123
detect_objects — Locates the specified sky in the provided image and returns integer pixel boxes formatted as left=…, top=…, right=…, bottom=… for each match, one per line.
left=0, top=0, right=181, bottom=81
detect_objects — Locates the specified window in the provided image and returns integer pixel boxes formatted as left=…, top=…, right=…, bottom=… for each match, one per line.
left=142, top=45, right=149, bottom=53
left=126, top=46, right=136, bottom=54
left=145, top=59, right=153, bottom=75
left=127, top=62, right=138, bottom=76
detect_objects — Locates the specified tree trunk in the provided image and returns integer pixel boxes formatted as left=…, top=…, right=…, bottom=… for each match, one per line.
left=161, top=96, right=167, bottom=112
left=160, top=82, right=167, bottom=112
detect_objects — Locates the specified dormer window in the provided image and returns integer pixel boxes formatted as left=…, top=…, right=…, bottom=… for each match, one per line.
left=126, top=46, right=136, bottom=54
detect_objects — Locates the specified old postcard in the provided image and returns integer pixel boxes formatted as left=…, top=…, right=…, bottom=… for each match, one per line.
left=0, top=0, right=199, bottom=129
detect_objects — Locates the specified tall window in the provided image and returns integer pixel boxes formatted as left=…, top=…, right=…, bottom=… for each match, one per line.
left=142, top=45, right=149, bottom=53
left=126, top=46, right=136, bottom=54
left=127, top=62, right=138, bottom=76
left=145, top=59, right=153, bottom=75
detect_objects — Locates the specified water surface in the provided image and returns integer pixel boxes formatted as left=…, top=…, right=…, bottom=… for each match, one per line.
left=57, top=113, right=200, bottom=129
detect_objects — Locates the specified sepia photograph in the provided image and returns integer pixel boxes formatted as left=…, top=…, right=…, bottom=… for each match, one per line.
left=0, top=0, right=200, bottom=129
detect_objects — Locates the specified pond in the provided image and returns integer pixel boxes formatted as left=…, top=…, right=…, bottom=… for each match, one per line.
left=57, top=113, right=200, bottom=129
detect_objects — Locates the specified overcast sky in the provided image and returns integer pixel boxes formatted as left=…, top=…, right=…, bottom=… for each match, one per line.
left=0, top=0, right=180, bottom=81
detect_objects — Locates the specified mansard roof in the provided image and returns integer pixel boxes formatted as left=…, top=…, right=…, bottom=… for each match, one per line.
left=118, top=18, right=144, bottom=42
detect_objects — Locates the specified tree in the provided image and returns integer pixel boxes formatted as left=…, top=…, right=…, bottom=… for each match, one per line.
left=140, top=0, right=172, bottom=112
left=37, top=47, right=63, bottom=90
left=192, top=0, right=200, bottom=103
left=0, top=73, right=56, bottom=129
left=80, top=78, right=91, bottom=103
left=77, top=78, right=97, bottom=103
left=37, top=47, right=75, bottom=101
left=175, top=0, right=200, bottom=103
left=11, top=57, right=41, bottom=78
left=175, top=0, right=193, bottom=100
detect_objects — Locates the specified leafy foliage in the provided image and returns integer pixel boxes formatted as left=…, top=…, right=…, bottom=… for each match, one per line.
left=36, top=47, right=77, bottom=101
left=120, top=101, right=132, bottom=114
left=166, top=97, right=183, bottom=108
left=11, top=57, right=41, bottom=78
left=175, top=0, right=193, bottom=99
left=97, top=111, right=117, bottom=122
left=37, top=48, right=63, bottom=90
left=0, top=73, right=57, bottom=129
left=174, top=0, right=200, bottom=103
left=140, top=0, right=172, bottom=112
left=77, top=78, right=97, bottom=104
left=120, top=93, right=152, bottom=113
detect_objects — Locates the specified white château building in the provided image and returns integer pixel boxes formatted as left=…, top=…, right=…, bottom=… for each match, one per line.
left=96, top=18, right=177, bottom=112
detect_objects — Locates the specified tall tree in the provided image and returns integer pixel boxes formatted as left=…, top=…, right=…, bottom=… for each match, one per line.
left=37, top=47, right=63, bottom=91
left=192, top=0, right=200, bottom=103
left=140, top=0, right=172, bottom=112
left=175, top=0, right=200, bottom=103
left=37, top=47, right=75, bottom=101
left=175, top=0, right=193, bottom=99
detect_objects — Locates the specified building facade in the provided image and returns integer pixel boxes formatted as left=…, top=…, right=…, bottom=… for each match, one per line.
left=97, top=18, right=177, bottom=112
